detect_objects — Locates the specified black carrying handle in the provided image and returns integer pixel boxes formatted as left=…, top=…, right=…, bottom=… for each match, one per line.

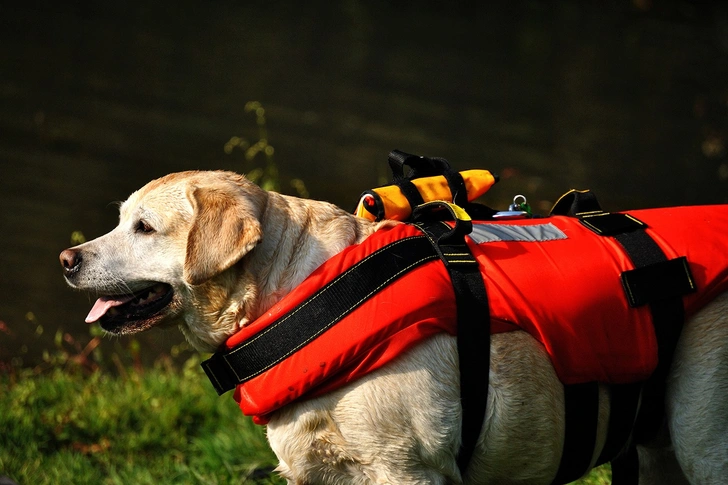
left=388, top=149, right=454, bottom=181
left=388, top=149, right=469, bottom=207
left=549, top=189, right=603, bottom=216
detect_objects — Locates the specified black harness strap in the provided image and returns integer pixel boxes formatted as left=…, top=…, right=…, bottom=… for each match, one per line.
left=577, top=201, right=695, bottom=445
left=595, top=382, right=641, bottom=467
left=610, top=447, right=639, bottom=485
left=550, top=383, right=601, bottom=484
left=413, top=202, right=491, bottom=477
left=550, top=190, right=696, bottom=485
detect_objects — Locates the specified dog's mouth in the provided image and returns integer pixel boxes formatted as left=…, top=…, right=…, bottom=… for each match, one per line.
left=86, top=283, right=174, bottom=334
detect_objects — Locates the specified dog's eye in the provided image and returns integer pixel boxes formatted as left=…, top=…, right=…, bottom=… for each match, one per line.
left=135, top=220, right=155, bottom=234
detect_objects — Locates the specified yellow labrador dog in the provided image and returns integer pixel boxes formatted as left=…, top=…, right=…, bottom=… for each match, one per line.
left=60, top=171, right=728, bottom=484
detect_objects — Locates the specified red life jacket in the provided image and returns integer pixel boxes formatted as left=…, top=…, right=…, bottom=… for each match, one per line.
left=222, top=205, right=728, bottom=424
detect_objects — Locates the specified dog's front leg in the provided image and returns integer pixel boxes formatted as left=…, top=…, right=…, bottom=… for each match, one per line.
left=267, top=335, right=463, bottom=485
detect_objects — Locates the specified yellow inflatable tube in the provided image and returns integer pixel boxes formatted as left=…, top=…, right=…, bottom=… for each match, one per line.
left=354, top=169, right=498, bottom=222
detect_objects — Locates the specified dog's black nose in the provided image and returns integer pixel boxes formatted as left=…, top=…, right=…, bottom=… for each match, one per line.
left=59, top=248, right=81, bottom=276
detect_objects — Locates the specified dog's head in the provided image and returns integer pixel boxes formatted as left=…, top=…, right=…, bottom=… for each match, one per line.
left=60, top=171, right=267, bottom=350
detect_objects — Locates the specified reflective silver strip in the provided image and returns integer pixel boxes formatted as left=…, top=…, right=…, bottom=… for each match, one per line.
left=469, top=222, right=567, bottom=243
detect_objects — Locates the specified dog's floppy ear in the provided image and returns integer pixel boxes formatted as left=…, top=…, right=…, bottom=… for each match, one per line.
left=184, top=185, right=262, bottom=285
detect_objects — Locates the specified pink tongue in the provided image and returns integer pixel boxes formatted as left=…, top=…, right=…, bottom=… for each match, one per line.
left=85, top=294, right=136, bottom=324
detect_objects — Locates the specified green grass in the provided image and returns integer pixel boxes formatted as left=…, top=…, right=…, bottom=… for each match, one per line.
left=0, top=356, right=281, bottom=484
left=0, top=327, right=609, bottom=485
left=577, top=465, right=611, bottom=485
left=0, top=363, right=611, bottom=485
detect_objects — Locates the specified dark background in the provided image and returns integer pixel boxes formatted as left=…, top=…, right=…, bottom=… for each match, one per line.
left=2, top=0, right=727, bottom=365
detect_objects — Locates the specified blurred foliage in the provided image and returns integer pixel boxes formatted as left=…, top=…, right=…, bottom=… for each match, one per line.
left=70, top=230, right=86, bottom=246
left=225, top=101, right=308, bottom=197
left=0, top=307, right=188, bottom=375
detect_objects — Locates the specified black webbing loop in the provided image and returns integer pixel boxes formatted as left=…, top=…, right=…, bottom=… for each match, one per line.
left=398, top=179, right=426, bottom=210
left=388, top=149, right=452, bottom=182
left=412, top=202, right=490, bottom=478
left=442, top=169, right=469, bottom=207
left=388, top=149, right=469, bottom=212
left=621, top=257, right=694, bottom=308
left=387, top=149, right=416, bottom=182
left=550, top=189, right=603, bottom=217
left=201, top=234, right=440, bottom=395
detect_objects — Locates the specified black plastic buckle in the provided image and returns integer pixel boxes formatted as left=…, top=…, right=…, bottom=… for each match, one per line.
left=201, top=353, right=237, bottom=395
left=412, top=201, right=478, bottom=268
